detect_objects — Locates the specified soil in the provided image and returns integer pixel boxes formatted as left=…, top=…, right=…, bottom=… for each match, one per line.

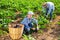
left=0, top=16, right=60, bottom=40
left=32, top=16, right=60, bottom=40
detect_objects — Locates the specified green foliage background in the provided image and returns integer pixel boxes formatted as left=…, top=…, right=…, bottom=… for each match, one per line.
left=0, top=0, right=60, bottom=34
left=0, top=0, right=60, bottom=14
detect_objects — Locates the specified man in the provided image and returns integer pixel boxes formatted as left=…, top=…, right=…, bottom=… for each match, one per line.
left=42, top=2, right=55, bottom=22
left=21, top=11, right=39, bottom=35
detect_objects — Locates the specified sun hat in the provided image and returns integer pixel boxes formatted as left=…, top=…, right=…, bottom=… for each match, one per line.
left=28, top=11, right=34, bottom=15
left=43, top=2, right=47, bottom=6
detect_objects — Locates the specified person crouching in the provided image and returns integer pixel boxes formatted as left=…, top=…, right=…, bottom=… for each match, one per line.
left=21, top=11, right=39, bottom=35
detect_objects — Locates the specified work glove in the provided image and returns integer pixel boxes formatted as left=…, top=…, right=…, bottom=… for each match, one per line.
left=37, top=27, right=39, bottom=30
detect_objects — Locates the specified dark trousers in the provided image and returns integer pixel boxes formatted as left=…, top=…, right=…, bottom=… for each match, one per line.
left=24, top=23, right=33, bottom=35
left=46, top=8, right=53, bottom=20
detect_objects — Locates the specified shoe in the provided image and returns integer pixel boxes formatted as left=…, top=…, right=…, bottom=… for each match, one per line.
left=50, top=20, right=52, bottom=22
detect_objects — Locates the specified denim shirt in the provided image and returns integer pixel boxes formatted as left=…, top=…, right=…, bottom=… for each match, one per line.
left=42, top=2, right=55, bottom=14
left=47, top=2, right=55, bottom=13
left=21, top=17, right=38, bottom=25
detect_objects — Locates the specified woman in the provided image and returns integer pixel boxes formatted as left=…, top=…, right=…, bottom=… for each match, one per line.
left=21, top=11, right=39, bottom=35
left=42, top=2, right=55, bottom=22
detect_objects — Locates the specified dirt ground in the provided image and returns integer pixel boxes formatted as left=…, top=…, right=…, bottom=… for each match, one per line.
left=0, top=16, right=60, bottom=40
left=32, top=16, right=60, bottom=40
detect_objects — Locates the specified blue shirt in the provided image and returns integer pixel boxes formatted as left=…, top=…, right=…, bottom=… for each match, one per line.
left=43, top=2, right=55, bottom=14
left=21, top=17, right=38, bottom=25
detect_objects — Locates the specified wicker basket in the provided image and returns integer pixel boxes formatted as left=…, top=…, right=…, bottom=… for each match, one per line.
left=9, top=24, right=24, bottom=40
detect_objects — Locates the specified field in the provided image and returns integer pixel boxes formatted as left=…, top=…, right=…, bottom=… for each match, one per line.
left=0, top=0, right=60, bottom=40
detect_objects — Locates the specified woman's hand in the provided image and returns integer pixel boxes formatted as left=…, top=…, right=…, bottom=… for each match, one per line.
left=37, top=24, right=39, bottom=30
